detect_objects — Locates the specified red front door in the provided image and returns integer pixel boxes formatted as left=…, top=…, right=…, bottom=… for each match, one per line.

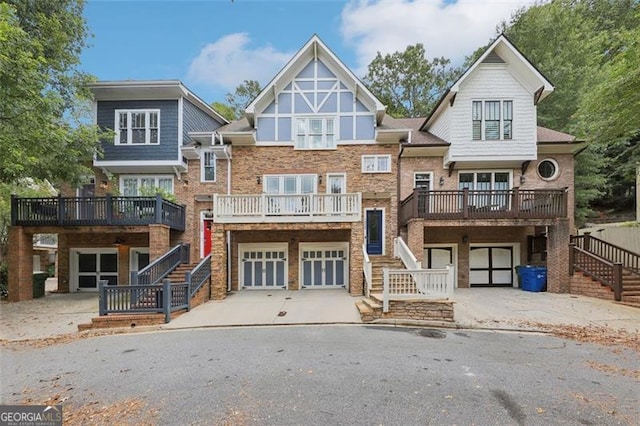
left=203, top=220, right=212, bottom=257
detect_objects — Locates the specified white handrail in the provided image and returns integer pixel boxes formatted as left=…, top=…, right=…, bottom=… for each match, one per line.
left=393, top=237, right=421, bottom=270
left=363, top=243, right=372, bottom=297
left=382, top=265, right=455, bottom=313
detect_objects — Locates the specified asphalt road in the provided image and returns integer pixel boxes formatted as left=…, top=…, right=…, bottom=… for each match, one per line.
left=1, top=326, right=638, bottom=425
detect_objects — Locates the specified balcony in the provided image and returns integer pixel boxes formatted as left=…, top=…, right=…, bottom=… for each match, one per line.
left=11, top=194, right=186, bottom=231
left=213, top=193, right=362, bottom=224
left=399, top=188, right=568, bottom=226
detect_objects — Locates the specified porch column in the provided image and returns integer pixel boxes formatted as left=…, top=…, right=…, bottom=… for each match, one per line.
left=349, top=223, right=364, bottom=296
left=211, top=228, right=227, bottom=300
left=57, top=234, right=70, bottom=292
left=8, top=226, right=33, bottom=301
left=547, top=219, right=571, bottom=293
left=148, top=224, right=170, bottom=261
left=406, top=219, right=425, bottom=265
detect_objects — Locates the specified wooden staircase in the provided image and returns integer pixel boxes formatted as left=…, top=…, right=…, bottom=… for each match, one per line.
left=620, top=270, right=640, bottom=308
left=129, top=262, right=201, bottom=309
left=358, top=256, right=405, bottom=322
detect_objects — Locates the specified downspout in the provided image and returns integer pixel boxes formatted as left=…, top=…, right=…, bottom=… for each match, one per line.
left=397, top=140, right=404, bottom=237
left=224, top=139, right=232, bottom=292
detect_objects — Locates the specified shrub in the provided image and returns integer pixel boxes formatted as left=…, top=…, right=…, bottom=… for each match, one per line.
left=0, top=262, right=8, bottom=298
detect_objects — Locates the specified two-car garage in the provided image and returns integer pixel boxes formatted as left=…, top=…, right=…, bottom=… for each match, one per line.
left=238, top=242, right=349, bottom=290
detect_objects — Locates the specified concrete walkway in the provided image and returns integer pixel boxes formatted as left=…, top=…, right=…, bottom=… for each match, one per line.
left=1, top=287, right=639, bottom=341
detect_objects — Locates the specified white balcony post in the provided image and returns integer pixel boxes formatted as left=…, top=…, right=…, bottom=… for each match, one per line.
left=261, top=193, right=266, bottom=220
left=383, top=267, right=389, bottom=313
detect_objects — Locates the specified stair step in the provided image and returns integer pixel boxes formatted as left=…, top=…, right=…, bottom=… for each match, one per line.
left=362, top=297, right=382, bottom=310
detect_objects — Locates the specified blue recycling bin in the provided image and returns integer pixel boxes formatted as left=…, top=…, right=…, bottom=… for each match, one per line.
left=517, top=265, right=547, bottom=292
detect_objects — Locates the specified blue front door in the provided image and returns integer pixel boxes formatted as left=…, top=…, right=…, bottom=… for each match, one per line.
left=366, top=210, right=383, bottom=255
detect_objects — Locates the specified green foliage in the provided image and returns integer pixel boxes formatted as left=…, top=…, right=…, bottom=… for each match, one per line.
left=222, top=80, right=262, bottom=120
left=0, top=1, right=104, bottom=186
left=0, top=262, right=7, bottom=298
left=363, top=44, right=461, bottom=118
left=138, top=186, right=178, bottom=203
left=0, top=181, right=56, bottom=259
left=501, top=0, right=640, bottom=224
left=211, top=101, right=236, bottom=122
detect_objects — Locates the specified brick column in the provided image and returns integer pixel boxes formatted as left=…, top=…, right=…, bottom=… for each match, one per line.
left=211, top=228, right=227, bottom=300
left=349, top=223, right=364, bottom=296
left=8, top=226, right=33, bottom=301
left=148, top=224, right=170, bottom=261
left=547, top=219, right=570, bottom=293
left=406, top=219, right=425, bottom=265
left=57, top=234, right=70, bottom=292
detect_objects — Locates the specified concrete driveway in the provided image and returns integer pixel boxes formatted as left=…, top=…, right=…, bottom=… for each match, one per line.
left=1, top=286, right=639, bottom=341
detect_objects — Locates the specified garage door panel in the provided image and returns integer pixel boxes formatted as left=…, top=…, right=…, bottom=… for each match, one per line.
left=470, top=246, right=514, bottom=287
left=493, top=270, right=512, bottom=285
left=470, top=270, right=489, bottom=284
left=240, top=244, right=288, bottom=289
left=300, top=244, right=348, bottom=288
left=470, top=248, right=489, bottom=268
left=492, top=248, right=512, bottom=268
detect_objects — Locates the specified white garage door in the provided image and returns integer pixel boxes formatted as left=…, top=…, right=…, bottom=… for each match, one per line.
left=239, top=243, right=287, bottom=289
left=469, top=246, right=514, bottom=287
left=300, top=243, right=349, bottom=288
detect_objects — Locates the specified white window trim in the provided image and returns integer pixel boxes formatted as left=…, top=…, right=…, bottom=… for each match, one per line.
left=119, top=175, right=175, bottom=196
left=69, top=248, right=119, bottom=292
left=457, top=170, right=513, bottom=190
left=326, top=173, right=347, bottom=194
left=424, top=243, right=458, bottom=288
left=413, top=171, right=433, bottom=190
left=537, top=158, right=560, bottom=181
left=263, top=174, right=318, bottom=194
left=114, top=109, right=161, bottom=145
left=295, top=116, right=338, bottom=150
left=361, top=155, right=392, bottom=173
left=472, top=100, right=513, bottom=141
left=201, top=151, right=217, bottom=183
left=129, top=247, right=150, bottom=274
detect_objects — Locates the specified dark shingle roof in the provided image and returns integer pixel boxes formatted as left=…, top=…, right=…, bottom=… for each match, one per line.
left=394, top=117, right=449, bottom=146
left=537, top=126, right=576, bottom=143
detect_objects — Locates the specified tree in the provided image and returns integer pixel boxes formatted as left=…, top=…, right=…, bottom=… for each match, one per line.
left=223, top=80, right=262, bottom=120
left=363, top=44, right=460, bottom=118
left=500, top=0, right=640, bottom=223
left=211, top=101, right=236, bottom=122
left=0, top=0, right=102, bottom=186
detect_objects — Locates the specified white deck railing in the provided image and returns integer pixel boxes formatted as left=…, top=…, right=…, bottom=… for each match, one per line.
left=363, top=242, right=372, bottom=297
left=393, top=237, right=422, bottom=269
left=213, top=193, right=361, bottom=223
left=382, top=266, right=455, bottom=312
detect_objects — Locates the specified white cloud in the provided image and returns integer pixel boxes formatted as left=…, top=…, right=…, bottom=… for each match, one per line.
left=340, top=0, right=532, bottom=75
left=187, top=33, right=293, bottom=92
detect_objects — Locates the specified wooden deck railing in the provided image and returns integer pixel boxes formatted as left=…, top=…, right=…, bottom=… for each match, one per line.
left=11, top=194, right=186, bottom=231
left=213, top=193, right=361, bottom=223
left=399, top=188, right=567, bottom=225
left=569, top=244, right=623, bottom=301
left=98, top=279, right=189, bottom=323
left=382, top=266, right=455, bottom=313
left=571, top=233, right=640, bottom=275
left=131, top=243, right=190, bottom=286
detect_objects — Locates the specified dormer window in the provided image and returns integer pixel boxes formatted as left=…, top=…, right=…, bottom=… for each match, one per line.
left=472, top=101, right=512, bottom=141
left=296, top=117, right=336, bottom=149
left=115, top=109, right=160, bottom=145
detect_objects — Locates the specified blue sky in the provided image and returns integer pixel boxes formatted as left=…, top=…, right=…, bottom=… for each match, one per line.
left=81, top=0, right=533, bottom=104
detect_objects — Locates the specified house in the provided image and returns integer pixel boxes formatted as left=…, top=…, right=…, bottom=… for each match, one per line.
left=396, top=35, right=576, bottom=292
left=8, top=81, right=229, bottom=300
left=8, top=34, right=577, bottom=306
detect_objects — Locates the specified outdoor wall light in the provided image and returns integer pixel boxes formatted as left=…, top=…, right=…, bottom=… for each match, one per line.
left=462, top=234, right=469, bottom=244
left=114, top=237, right=125, bottom=246
left=318, top=175, right=323, bottom=185
left=256, top=176, right=261, bottom=185
left=439, top=177, right=445, bottom=186
left=520, top=175, right=526, bottom=184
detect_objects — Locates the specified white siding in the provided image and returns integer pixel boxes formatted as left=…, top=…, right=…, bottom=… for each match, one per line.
left=448, top=65, right=537, bottom=162
left=429, top=106, right=449, bottom=141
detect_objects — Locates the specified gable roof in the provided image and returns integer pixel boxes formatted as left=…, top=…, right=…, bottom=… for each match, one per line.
left=421, top=34, right=554, bottom=130
left=537, top=126, right=576, bottom=143
left=88, top=80, right=229, bottom=125
left=244, top=34, right=386, bottom=126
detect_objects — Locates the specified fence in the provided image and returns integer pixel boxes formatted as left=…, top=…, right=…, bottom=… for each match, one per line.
left=382, top=266, right=455, bottom=312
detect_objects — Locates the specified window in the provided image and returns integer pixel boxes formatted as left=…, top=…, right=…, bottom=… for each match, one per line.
left=471, top=101, right=513, bottom=140
left=115, top=110, right=160, bottom=145
left=263, top=174, right=317, bottom=195
left=459, top=171, right=510, bottom=208
left=414, top=172, right=432, bottom=189
left=537, top=159, right=559, bottom=180
left=296, top=117, right=336, bottom=149
left=362, top=155, right=391, bottom=173
left=202, top=151, right=216, bottom=182
left=120, top=176, right=173, bottom=196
